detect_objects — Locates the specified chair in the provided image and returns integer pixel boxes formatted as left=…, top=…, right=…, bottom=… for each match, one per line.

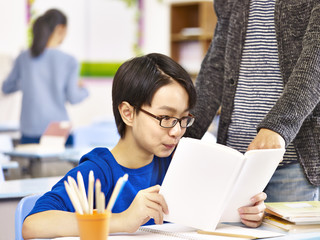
left=73, top=119, right=120, bottom=148
left=15, top=194, right=42, bottom=240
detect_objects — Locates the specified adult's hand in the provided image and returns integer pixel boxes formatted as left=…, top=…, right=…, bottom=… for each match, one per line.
left=247, top=128, right=285, bottom=151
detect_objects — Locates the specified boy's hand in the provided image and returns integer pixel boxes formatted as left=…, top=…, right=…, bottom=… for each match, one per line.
left=238, top=192, right=267, bottom=228
left=122, top=185, right=169, bottom=233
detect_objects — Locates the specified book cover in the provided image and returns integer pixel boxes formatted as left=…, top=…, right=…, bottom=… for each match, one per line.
left=15, top=121, right=72, bottom=153
left=160, top=137, right=285, bottom=231
left=263, top=214, right=320, bottom=233
left=265, top=201, right=320, bottom=224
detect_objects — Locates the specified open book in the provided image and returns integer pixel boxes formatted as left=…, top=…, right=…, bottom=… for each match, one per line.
left=160, top=137, right=285, bottom=231
left=15, top=121, right=72, bottom=153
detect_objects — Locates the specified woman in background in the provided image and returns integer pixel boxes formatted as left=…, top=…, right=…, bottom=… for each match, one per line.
left=2, top=9, right=88, bottom=145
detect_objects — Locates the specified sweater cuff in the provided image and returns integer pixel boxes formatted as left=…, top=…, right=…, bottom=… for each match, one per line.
left=257, top=121, right=294, bottom=147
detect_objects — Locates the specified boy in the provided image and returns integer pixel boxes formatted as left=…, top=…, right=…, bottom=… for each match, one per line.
left=23, top=53, right=266, bottom=238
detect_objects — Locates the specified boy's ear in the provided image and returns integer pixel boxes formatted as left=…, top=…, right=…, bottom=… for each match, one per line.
left=118, top=101, right=135, bottom=126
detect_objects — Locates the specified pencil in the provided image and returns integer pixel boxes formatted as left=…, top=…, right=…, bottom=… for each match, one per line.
left=98, top=192, right=105, bottom=213
left=88, top=170, right=94, bottom=214
left=95, top=179, right=101, bottom=212
left=77, top=171, right=89, bottom=214
left=67, top=176, right=81, bottom=204
left=197, top=230, right=257, bottom=239
left=64, top=180, right=83, bottom=214
left=106, top=174, right=128, bottom=211
left=67, top=176, right=84, bottom=214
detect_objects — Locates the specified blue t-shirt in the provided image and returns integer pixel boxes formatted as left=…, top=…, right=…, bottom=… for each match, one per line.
left=28, top=147, right=171, bottom=225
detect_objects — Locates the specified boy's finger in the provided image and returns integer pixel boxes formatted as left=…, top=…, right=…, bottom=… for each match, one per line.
left=146, top=193, right=169, bottom=214
left=146, top=208, right=163, bottom=225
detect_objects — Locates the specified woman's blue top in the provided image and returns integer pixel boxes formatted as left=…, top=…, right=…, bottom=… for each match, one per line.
left=2, top=49, right=88, bottom=136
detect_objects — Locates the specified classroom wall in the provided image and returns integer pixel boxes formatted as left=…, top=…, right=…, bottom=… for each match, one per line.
left=0, top=0, right=135, bottom=125
left=0, top=0, right=26, bottom=125
left=0, top=0, right=203, bottom=61
left=26, top=0, right=138, bottom=61
left=0, top=0, right=202, bottom=127
left=143, top=0, right=170, bottom=55
left=0, top=0, right=26, bottom=56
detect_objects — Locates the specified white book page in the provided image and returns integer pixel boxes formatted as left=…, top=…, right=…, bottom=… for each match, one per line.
left=220, top=148, right=285, bottom=222
left=160, top=137, right=245, bottom=231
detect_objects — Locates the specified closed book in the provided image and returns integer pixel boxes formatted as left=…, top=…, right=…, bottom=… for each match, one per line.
left=263, top=214, right=320, bottom=233
left=265, top=201, right=320, bottom=224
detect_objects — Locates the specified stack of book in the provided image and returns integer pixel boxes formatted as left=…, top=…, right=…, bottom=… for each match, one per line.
left=263, top=201, right=320, bottom=233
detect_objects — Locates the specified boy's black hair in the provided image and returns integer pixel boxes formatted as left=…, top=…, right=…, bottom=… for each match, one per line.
left=31, top=9, right=67, bottom=57
left=112, top=53, right=197, bottom=138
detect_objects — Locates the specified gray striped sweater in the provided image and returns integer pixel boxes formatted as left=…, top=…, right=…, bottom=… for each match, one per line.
left=186, top=0, right=320, bottom=185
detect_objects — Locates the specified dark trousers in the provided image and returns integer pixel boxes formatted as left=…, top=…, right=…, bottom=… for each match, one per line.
left=20, top=134, right=74, bottom=147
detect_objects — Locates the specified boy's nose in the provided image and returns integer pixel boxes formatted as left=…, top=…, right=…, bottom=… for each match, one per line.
left=169, top=122, right=183, bottom=137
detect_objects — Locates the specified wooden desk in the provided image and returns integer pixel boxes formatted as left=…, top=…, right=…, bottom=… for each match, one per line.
left=0, top=176, right=61, bottom=239
left=59, top=148, right=92, bottom=166
left=1, top=160, right=19, bottom=170
left=0, top=123, right=21, bottom=144
left=0, top=122, right=19, bottom=133
left=4, top=149, right=70, bottom=160
left=3, top=148, right=79, bottom=177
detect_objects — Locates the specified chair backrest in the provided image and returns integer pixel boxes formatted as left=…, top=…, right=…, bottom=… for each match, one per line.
left=15, top=194, right=42, bottom=240
left=73, top=120, right=120, bottom=148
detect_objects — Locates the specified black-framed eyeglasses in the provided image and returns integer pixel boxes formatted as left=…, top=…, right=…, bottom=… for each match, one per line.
left=139, top=108, right=195, bottom=128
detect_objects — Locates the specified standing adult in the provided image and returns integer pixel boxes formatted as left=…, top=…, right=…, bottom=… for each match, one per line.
left=186, top=0, right=320, bottom=202
left=2, top=9, right=89, bottom=145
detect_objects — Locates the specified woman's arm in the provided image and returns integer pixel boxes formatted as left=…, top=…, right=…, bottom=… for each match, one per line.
left=2, top=55, right=22, bottom=94
left=65, top=57, right=89, bottom=104
left=258, top=3, right=320, bottom=145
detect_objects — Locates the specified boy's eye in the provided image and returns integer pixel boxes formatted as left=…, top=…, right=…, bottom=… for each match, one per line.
left=160, top=116, right=171, bottom=121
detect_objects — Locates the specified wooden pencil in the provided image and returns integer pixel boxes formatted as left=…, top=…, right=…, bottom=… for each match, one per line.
left=88, top=170, right=94, bottom=214
left=64, top=180, right=83, bottom=214
left=77, top=171, right=89, bottom=214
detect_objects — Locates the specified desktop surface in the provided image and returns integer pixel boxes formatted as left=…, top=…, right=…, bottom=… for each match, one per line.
left=0, top=175, right=61, bottom=199
left=30, top=222, right=320, bottom=240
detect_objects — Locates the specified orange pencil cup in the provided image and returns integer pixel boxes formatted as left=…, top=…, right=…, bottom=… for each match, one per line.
left=76, top=210, right=111, bottom=240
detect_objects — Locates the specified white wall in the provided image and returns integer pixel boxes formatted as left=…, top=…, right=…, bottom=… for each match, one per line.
left=31, top=0, right=87, bottom=60
left=0, top=0, right=25, bottom=124
left=0, top=0, right=26, bottom=56
left=30, top=0, right=137, bottom=61
left=0, top=0, right=138, bottom=125
left=85, top=0, right=136, bottom=61
left=142, top=0, right=170, bottom=55
left=0, top=0, right=199, bottom=60
left=0, top=0, right=173, bottom=126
